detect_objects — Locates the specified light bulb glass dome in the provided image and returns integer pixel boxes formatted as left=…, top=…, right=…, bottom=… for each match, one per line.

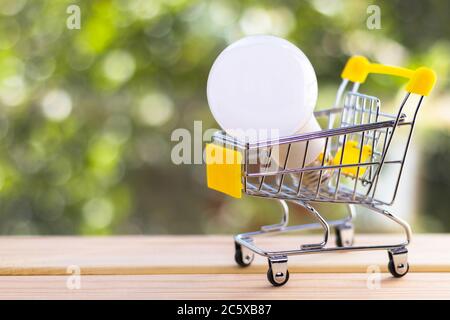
left=207, top=35, right=318, bottom=143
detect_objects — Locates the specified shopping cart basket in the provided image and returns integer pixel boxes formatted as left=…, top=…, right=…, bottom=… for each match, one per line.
left=205, top=56, right=436, bottom=286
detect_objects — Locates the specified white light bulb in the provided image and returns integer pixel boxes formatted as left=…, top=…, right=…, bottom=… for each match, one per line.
left=207, top=35, right=318, bottom=143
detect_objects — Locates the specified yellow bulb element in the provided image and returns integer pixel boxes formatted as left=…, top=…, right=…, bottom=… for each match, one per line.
left=205, top=144, right=242, bottom=198
left=332, top=141, right=372, bottom=177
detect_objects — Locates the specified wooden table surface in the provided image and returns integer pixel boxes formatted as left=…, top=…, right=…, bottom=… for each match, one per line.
left=0, top=234, right=449, bottom=299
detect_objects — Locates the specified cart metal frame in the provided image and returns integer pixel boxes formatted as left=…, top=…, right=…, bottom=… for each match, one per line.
left=206, top=56, right=436, bottom=286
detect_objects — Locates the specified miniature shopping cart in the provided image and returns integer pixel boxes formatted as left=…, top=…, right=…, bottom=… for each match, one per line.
left=205, top=56, right=436, bottom=286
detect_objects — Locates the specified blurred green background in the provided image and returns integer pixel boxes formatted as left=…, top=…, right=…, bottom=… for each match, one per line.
left=0, top=0, right=449, bottom=235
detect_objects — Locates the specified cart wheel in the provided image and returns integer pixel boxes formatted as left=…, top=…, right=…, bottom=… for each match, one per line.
left=335, top=223, right=354, bottom=247
left=267, top=268, right=289, bottom=287
left=387, top=247, right=409, bottom=278
left=234, top=242, right=254, bottom=267
left=267, top=256, right=289, bottom=287
left=388, top=260, right=409, bottom=278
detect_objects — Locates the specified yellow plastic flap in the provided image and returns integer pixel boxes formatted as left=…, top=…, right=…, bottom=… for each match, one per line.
left=205, top=144, right=242, bottom=198
left=332, top=141, right=372, bottom=177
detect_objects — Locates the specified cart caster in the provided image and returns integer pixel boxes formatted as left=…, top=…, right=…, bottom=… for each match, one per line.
left=335, top=222, right=354, bottom=247
left=234, top=241, right=254, bottom=267
left=388, top=247, right=409, bottom=278
left=267, top=256, right=289, bottom=287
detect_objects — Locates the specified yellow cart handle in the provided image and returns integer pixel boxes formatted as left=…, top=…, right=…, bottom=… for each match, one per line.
left=341, top=56, right=436, bottom=96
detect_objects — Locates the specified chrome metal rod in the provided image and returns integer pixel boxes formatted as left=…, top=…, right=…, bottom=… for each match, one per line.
left=261, top=200, right=289, bottom=232
left=328, top=79, right=349, bottom=129
left=296, top=200, right=330, bottom=249
left=362, top=204, right=412, bottom=246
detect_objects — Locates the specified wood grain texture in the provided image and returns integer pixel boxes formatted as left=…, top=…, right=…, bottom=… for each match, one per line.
left=1, top=273, right=450, bottom=300
left=0, top=234, right=449, bottom=275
